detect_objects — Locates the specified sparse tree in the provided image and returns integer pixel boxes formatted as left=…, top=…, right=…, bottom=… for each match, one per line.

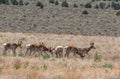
left=99, top=2, right=106, bottom=9
left=55, top=0, right=59, bottom=5
left=116, top=11, right=120, bottom=16
left=19, top=0, right=23, bottom=6
left=82, top=10, right=89, bottom=15
left=73, top=3, right=78, bottom=8
left=85, top=2, right=92, bottom=8
left=95, top=4, right=99, bottom=9
left=36, top=1, right=44, bottom=9
left=10, top=0, right=19, bottom=5
left=49, top=0, right=54, bottom=4
left=0, top=0, right=9, bottom=5
left=61, top=0, right=69, bottom=7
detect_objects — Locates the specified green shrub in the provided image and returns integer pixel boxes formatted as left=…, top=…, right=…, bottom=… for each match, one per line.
left=36, top=1, right=44, bottom=9
left=49, top=0, right=54, bottom=4
left=55, top=0, right=59, bottom=5
left=13, top=59, right=22, bottom=70
left=82, top=10, right=89, bottom=15
left=19, top=0, right=23, bottom=6
left=0, top=0, right=9, bottom=5
left=73, top=3, right=78, bottom=8
left=61, top=0, right=69, bottom=7
left=111, top=1, right=120, bottom=10
left=18, top=53, right=25, bottom=57
left=103, top=63, right=113, bottom=69
left=23, top=61, right=29, bottom=69
left=24, top=2, right=29, bottom=6
left=94, top=53, right=102, bottom=62
left=10, top=0, right=19, bottom=5
left=43, top=54, right=51, bottom=59
left=85, top=2, right=92, bottom=8
left=116, top=11, right=120, bottom=16
left=41, top=64, right=48, bottom=70
left=95, top=4, right=99, bottom=9
left=99, top=2, right=106, bottom=9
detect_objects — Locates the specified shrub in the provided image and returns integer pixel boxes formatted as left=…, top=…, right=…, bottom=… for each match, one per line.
left=23, top=61, right=29, bottom=69
left=43, top=54, right=51, bottom=59
left=49, top=0, right=54, bottom=4
left=82, top=10, right=89, bottom=15
left=19, top=0, right=23, bottom=6
left=103, top=63, right=113, bottom=69
left=116, top=11, right=120, bottom=16
left=36, top=1, right=44, bottom=9
left=0, top=0, right=9, bottom=5
left=10, top=0, right=19, bottom=5
left=24, top=2, right=29, bottom=6
left=61, top=0, right=69, bottom=7
left=94, top=53, right=102, bottom=62
left=95, top=4, right=99, bottom=9
left=55, top=0, right=59, bottom=5
left=85, top=2, right=92, bottom=8
left=111, top=1, right=120, bottom=10
left=41, top=64, right=48, bottom=70
left=13, top=59, right=22, bottom=70
left=73, top=3, right=78, bottom=8
left=99, top=2, right=106, bottom=9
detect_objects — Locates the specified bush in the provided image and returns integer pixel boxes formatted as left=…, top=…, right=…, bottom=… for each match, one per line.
left=95, top=4, right=99, bottom=9
left=99, top=2, right=106, bottom=9
left=19, top=0, right=23, bottom=6
left=55, top=0, right=59, bottom=5
left=36, top=1, right=44, bottom=9
left=116, top=11, right=120, bottom=16
left=85, top=2, right=92, bottom=8
left=103, top=63, right=113, bottom=69
left=111, top=2, right=120, bottom=10
left=0, top=0, right=9, bottom=5
left=61, top=0, right=69, bottom=7
left=43, top=54, right=51, bottom=59
left=41, top=64, right=48, bottom=70
left=13, top=59, right=22, bottom=70
left=73, top=3, right=78, bottom=8
left=94, top=53, right=102, bottom=62
left=10, top=0, right=19, bottom=5
left=82, top=10, right=89, bottom=15
left=49, top=0, right=54, bottom=4
left=24, top=2, right=29, bottom=6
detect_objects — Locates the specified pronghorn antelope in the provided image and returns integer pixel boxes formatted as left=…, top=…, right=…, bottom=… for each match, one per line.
left=25, top=42, right=52, bottom=55
left=64, top=46, right=79, bottom=57
left=78, top=42, right=95, bottom=57
left=2, top=40, right=23, bottom=56
left=25, top=44, right=40, bottom=55
left=52, top=46, right=64, bottom=58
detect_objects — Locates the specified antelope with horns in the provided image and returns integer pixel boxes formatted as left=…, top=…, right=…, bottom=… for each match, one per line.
left=2, top=40, right=23, bottom=56
left=78, top=42, right=95, bottom=58
left=64, top=46, right=79, bottom=57
left=52, top=46, right=64, bottom=58
left=25, top=42, right=52, bottom=55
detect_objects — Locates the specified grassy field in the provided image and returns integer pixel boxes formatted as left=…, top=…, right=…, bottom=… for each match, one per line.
left=0, top=32, right=120, bottom=79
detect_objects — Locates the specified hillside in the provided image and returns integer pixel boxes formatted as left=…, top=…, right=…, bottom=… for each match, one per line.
left=0, top=0, right=120, bottom=36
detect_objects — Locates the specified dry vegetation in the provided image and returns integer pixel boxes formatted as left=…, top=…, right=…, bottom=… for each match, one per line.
left=0, top=0, right=120, bottom=36
left=0, top=32, right=120, bottom=79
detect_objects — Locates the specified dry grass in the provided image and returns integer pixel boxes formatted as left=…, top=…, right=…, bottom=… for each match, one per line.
left=0, top=32, right=120, bottom=79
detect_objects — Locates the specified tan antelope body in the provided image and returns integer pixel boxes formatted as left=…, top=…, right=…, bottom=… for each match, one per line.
left=25, top=43, right=52, bottom=55
left=3, top=40, right=23, bottom=56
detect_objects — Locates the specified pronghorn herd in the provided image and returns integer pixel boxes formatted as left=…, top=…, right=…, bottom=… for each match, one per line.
left=2, top=40, right=95, bottom=58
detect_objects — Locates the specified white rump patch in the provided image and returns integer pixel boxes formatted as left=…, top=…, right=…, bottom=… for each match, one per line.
left=26, top=44, right=31, bottom=47
left=55, top=46, right=63, bottom=50
left=3, top=43, right=7, bottom=46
